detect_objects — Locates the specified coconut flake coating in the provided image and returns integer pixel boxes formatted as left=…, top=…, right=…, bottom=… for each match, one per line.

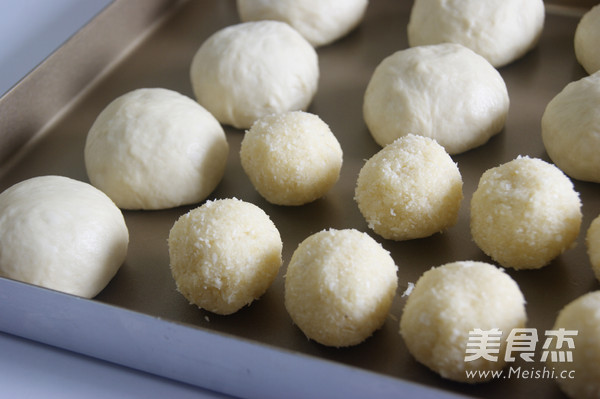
left=470, top=156, right=582, bottom=270
left=284, top=229, right=397, bottom=347
left=546, top=291, right=600, bottom=399
left=354, top=134, right=463, bottom=241
left=587, top=215, right=600, bottom=283
left=363, top=43, right=509, bottom=154
left=400, top=261, right=527, bottom=383
left=541, top=72, right=600, bottom=183
left=240, top=111, right=343, bottom=206
left=168, top=198, right=283, bottom=315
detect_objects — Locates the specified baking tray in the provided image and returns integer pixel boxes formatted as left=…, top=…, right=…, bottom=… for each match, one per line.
left=0, top=1, right=598, bottom=398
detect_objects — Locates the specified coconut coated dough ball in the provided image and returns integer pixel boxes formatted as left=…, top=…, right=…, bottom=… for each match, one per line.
left=541, top=72, right=600, bottom=183
left=546, top=291, right=600, bottom=399
left=168, top=198, right=282, bottom=315
left=587, top=215, right=600, bottom=283
left=190, top=21, right=319, bottom=129
left=240, top=111, right=342, bottom=206
left=284, top=229, right=397, bottom=347
left=85, top=88, right=228, bottom=210
left=0, top=176, right=129, bottom=298
left=400, top=261, right=527, bottom=383
left=407, top=0, right=545, bottom=68
left=363, top=43, right=509, bottom=154
left=355, top=134, right=463, bottom=241
left=470, top=156, right=582, bottom=270
left=575, top=4, right=600, bottom=75
left=236, top=0, right=368, bottom=47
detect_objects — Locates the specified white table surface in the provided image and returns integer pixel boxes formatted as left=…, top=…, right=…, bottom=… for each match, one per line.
left=0, top=1, right=231, bottom=397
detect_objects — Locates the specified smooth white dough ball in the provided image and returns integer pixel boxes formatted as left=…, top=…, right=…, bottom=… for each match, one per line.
left=541, top=72, right=600, bottom=183
left=575, top=4, right=600, bottom=75
left=168, top=198, right=282, bottom=315
left=587, top=215, right=600, bottom=283
left=470, top=156, right=582, bottom=270
left=363, top=43, right=509, bottom=154
left=546, top=291, right=600, bottom=399
left=236, top=0, right=368, bottom=47
left=284, top=229, right=397, bottom=347
left=400, top=261, right=527, bottom=383
left=240, top=111, right=343, bottom=206
left=85, top=88, right=229, bottom=210
left=355, top=134, right=463, bottom=241
left=0, top=176, right=129, bottom=298
left=190, top=21, right=319, bottom=129
left=407, top=0, right=545, bottom=68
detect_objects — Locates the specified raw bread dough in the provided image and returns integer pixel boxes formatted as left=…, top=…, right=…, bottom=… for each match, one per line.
left=586, top=214, right=600, bottom=283
left=363, top=43, right=509, bottom=154
left=546, top=291, right=600, bottom=399
left=407, top=0, right=545, bottom=68
left=0, top=175, right=129, bottom=298
left=84, top=88, right=229, bottom=210
left=541, top=72, right=600, bottom=183
left=168, top=198, right=282, bottom=315
left=575, top=4, right=600, bottom=75
left=190, top=21, right=319, bottom=129
left=400, top=261, right=527, bottom=383
left=240, top=111, right=343, bottom=205
left=470, top=156, right=582, bottom=270
left=354, top=134, right=463, bottom=241
left=284, top=228, right=397, bottom=347
left=236, top=0, right=368, bottom=47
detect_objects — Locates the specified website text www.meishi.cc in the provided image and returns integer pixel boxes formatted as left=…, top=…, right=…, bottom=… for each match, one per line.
left=465, top=365, right=576, bottom=380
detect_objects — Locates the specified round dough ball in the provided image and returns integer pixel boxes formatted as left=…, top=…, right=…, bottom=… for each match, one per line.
left=168, top=198, right=282, bottom=315
left=190, top=21, right=319, bottom=129
left=0, top=175, right=129, bottom=298
left=85, top=88, right=229, bottom=210
left=407, top=0, right=545, bottom=68
left=586, top=214, right=600, bottom=283
left=470, top=156, right=582, bottom=270
left=541, top=72, right=600, bottom=183
left=355, top=134, right=463, bottom=241
left=575, top=4, right=600, bottom=75
left=284, top=229, right=397, bottom=347
left=363, top=43, right=509, bottom=154
left=236, top=0, right=368, bottom=47
left=546, top=291, right=600, bottom=399
left=400, top=261, right=527, bottom=383
left=240, top=111, right=343, bottom=206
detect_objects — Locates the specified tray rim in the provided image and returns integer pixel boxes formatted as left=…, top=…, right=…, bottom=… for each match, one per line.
left=0, top=276, right=469, bottom=399
left=0, top=0, right=185, bottom=178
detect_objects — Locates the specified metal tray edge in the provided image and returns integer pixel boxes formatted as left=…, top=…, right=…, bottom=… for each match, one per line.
left=0, top=0, right=183, bottom=178
left=0, top=277, right=470, bottom=399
